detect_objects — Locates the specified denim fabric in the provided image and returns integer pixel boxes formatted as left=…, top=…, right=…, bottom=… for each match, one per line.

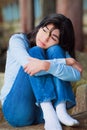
left=29, top=45, right=76, bottom=108
left=2, top=45, right=76, bottom=127
left=2, top=67, right=44, bottom=127
left=28, top=47, right=56, bottom=104
left=46, top=45, right=76, bottom=108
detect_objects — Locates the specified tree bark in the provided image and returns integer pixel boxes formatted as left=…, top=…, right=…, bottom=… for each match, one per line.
left=56, top=0, right=84, bottom=51
left=19, top=0, right=34, bottom=33
left=42, top=0, right=56, bottom=18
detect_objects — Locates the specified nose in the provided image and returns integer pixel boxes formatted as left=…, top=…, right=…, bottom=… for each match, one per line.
left=43, top=32, right=50, bottom=41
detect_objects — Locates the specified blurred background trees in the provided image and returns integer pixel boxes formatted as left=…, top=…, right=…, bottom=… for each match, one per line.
left=0, top=0, right=87, bottom=72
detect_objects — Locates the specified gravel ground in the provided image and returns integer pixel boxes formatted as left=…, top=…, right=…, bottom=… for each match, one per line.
left=0, top=122, right=44, bottom=130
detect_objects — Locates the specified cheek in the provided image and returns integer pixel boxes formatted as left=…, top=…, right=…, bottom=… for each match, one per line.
left=36, top=31, right=41, bottom=40
left=36, top=36, right=38, bottom=45
left=49, top=41, right=59, bottom=46
left=36, top=33, right=41, bottom=45
left=35, top=34, right=38, bottom=44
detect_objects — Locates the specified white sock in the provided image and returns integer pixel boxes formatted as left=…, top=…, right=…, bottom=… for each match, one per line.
left=40, top=102, right=62, bottom=130
left=56, top=102, right=79, bottom=126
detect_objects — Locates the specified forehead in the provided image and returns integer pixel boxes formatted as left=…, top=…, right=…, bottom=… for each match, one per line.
left=46, top=24, right=60, bottom=34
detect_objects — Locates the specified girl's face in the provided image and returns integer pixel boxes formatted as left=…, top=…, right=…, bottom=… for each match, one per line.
left=36, top=24, right=60, bottom=49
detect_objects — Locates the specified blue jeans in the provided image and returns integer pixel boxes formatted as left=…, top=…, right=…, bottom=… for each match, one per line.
left=2, top=45, right=76, bottom=127
left=45, top=45, right=76, bottom=108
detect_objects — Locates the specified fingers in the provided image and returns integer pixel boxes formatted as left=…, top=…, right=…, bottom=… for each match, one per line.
left=24, top=64, right=36, bottom=76
left=72, top=61, right=83, bottom=73
left=24, top=64, right=31, bottom=75
left=76, top=62, right=83, bottom=73
left=24, top=65, right=29, bottom=73
left=23, top=58, right=42, bottom=75
left=24, top=68, right=34, bottom=76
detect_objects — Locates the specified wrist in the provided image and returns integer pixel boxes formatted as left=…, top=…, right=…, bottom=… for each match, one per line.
left=43, top=61, right=50, bottom=71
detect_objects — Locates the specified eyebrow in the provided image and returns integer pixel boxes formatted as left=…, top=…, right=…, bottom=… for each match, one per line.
left=46, top=26, right=59, bottom=40
left=46, top=26, right=50, bottom=30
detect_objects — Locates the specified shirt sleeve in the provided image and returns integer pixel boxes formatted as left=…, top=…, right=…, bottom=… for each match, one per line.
left=47, top=60, right=81, bottom=81
left=35, top=50, right=81, bottom=81
left=35, top=58, right=81, bottom=81
left=9, top=34, right=31, bottom=66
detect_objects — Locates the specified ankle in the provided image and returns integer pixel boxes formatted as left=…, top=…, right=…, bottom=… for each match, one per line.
left=56, top=102, right=79, bottom=126
left=40, top=102, right=62, bottom=130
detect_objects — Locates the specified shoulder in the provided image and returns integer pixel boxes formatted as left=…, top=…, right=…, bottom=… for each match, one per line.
left=9, top=33, right=27, bottom=41
left=9, top=33, right=29, bottom=48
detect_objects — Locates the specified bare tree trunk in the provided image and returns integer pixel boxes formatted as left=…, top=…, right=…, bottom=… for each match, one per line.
left=0, top=8, right=3, bottom=22
left=19, top=0, right=34, bottom=33
left=42, top=0, right=56, bottom=18
left=56, top=0, right=84, bottom=51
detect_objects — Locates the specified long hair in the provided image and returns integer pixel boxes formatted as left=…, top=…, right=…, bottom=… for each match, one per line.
left=27, top=13, right=75, bottom=58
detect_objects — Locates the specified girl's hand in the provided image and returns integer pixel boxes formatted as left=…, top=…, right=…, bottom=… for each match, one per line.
left=24, top=57, right=50, bottom=76
left=66, top=58, right=83, bottom=73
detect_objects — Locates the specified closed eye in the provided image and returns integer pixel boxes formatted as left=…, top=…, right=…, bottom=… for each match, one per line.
left=51, top=36, right=57, bottom=41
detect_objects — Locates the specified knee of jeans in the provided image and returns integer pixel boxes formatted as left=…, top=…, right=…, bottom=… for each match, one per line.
left=46, top=45, right=65, bottom=59
left=28, top=46, right=46, bottom=59
left=2, top=100, right=36, bottom=127
left=6, top=109, right=35, bottom=127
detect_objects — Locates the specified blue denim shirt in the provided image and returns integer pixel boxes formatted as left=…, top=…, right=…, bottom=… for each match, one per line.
left=0, top=33, right=81, bottom=104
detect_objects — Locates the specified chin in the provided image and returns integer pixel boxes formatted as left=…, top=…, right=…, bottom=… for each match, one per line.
left=37, top=45, right=45, bottom=49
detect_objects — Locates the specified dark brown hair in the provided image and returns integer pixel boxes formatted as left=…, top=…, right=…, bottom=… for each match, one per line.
left=27, top=13, right=75, bottom=58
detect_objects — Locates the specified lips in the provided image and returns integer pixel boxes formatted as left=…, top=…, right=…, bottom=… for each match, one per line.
left=38, top=39, right=46, bottom=47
